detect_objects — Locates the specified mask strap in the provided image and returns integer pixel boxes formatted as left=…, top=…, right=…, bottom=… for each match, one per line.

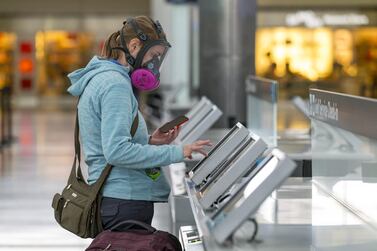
left=148, top=18, right=170, bottom=46
left=127, top=18, right=148, bottom=42
left=154, top=21, right=165, bottom=40
left=146, top=17, right=162, bottom=39
left=121, top=18, right=150, bottom=69
left=119, top=25, right=136, bottom=66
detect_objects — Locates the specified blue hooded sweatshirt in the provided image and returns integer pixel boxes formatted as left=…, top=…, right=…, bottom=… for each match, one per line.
left=67, top=56, right=184, bottom=202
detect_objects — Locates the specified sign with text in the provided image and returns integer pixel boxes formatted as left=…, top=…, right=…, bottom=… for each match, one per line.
left=309, top=89, right=377, bottom=140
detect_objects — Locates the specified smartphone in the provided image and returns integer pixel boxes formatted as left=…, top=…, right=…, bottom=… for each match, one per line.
left=159, top=115, right=189, bottom=133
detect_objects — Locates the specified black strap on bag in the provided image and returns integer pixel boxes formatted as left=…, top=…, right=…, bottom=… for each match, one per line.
left=110, top=220, right=157, bottom=233
left=52, top=104, right=139, bottom=238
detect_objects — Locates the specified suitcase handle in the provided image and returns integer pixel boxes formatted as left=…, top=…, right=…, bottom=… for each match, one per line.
left=110, top=220, right=156, bottom=233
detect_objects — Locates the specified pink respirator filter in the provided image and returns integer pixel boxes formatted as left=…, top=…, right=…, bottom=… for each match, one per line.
left=130, top=69, right=159, bottom=91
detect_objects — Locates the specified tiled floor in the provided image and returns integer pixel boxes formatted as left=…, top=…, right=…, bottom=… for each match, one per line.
left=0, top=109, right=170, bottom=250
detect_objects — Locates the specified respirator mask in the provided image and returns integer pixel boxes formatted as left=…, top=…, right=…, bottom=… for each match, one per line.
left=112, top=18, right=170, bottom=91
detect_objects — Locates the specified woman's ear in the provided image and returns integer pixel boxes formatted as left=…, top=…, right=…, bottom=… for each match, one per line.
left=128, top=38, right=141, bottom=57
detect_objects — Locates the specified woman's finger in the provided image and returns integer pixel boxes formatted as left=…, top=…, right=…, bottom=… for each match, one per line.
left=192, top=144, right=207, bottom=152
left=194, top=140, right=212, bottom=147
left=197, top=139, right=211, bottom=145
left=204, top=141, right=213, bottom=146
left=172, top=128, right=179, bottom=138
left=196, top=139, right=210, bottom=144
left=194, top=149, right=208, bottom=157
left=168, top=130, right=176, bottom=139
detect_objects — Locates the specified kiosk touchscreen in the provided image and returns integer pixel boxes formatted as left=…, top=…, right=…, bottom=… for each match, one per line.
left=197, top=131, right=267, bottom=210
left=175, top=96, right=222, bottom=145
left=208, top=149, right=296, bottom=244
left=189, top=123, right=251, bottom=186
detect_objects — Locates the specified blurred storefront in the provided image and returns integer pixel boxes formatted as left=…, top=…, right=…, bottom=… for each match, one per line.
left=0, top=0, right=150, bottom=107
left=0, top=32, right=15, bottom=91
left=256, top=9, right=377, bottom=98
left=0, top=17, right=116, bottom=107
left=0, top=32, right=15, bottom=144
left=35, top=31, right=93, bottom=96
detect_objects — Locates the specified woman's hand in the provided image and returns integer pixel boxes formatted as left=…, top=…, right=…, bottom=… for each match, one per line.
left=183, top=140, right=212, bottom=159
left=149, top=126, right=180, bottom=145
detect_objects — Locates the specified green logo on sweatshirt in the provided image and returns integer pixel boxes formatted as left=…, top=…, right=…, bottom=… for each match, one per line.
left=145, top=167, right=161, bottom=181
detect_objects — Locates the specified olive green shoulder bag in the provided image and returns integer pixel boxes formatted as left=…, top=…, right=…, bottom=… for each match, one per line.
left=51, top=109, right=139, bottom=238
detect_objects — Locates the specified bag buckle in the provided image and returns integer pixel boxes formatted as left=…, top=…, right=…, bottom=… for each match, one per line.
left=63, top=199, right=70, bottom=208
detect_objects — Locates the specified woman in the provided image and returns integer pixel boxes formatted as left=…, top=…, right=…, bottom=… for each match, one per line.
left=67, top=16, right=211, bottom=229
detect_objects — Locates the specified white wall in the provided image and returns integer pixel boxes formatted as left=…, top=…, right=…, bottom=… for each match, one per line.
left=151, top=0, right=191, bottom=105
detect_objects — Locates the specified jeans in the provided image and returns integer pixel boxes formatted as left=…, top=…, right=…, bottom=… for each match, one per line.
left=101, top=197, right=154, bottom=231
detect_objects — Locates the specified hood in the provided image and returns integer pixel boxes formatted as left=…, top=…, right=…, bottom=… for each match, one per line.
left=67, top=56, right=130, bottom=96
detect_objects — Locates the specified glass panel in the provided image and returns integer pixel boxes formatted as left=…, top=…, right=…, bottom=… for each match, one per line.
left=278, top=97, right=310, bottom=139
left=311, top=118, right=377, bottom=228
left=246, top=76, right=278, bottom=147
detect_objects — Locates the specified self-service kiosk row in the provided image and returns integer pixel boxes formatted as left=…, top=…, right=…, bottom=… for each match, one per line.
left=177, top=123, right=296, bottom=250
left=165, top=97, right=296, bottom=250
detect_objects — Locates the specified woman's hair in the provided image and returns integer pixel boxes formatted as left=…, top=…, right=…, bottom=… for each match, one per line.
left=101, top=16, right=166, bottom=60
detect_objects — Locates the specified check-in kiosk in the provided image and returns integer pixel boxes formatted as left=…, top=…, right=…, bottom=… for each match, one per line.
left=195, top=130, right=267, bottom=210
left=175, top=96, right=222, bottom=145
left=188, top=123, right=251, bottom=185
left=182, top=148, right=297, bottom=250
left=207, top=149, right=296, bottom=244
left=169, top=123, right=266, bottom=236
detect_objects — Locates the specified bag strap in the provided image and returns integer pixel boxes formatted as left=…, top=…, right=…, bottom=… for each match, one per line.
left=73, top=106, right=139, bottom=181
left=74, top=111, right=84, bottom=180
left=110, top=220, right=156, bottom=233
left=130, top=112, right=139, bottom=138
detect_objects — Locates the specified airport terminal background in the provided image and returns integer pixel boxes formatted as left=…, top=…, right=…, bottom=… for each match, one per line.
left=0, top=0, right=377, bottom=250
